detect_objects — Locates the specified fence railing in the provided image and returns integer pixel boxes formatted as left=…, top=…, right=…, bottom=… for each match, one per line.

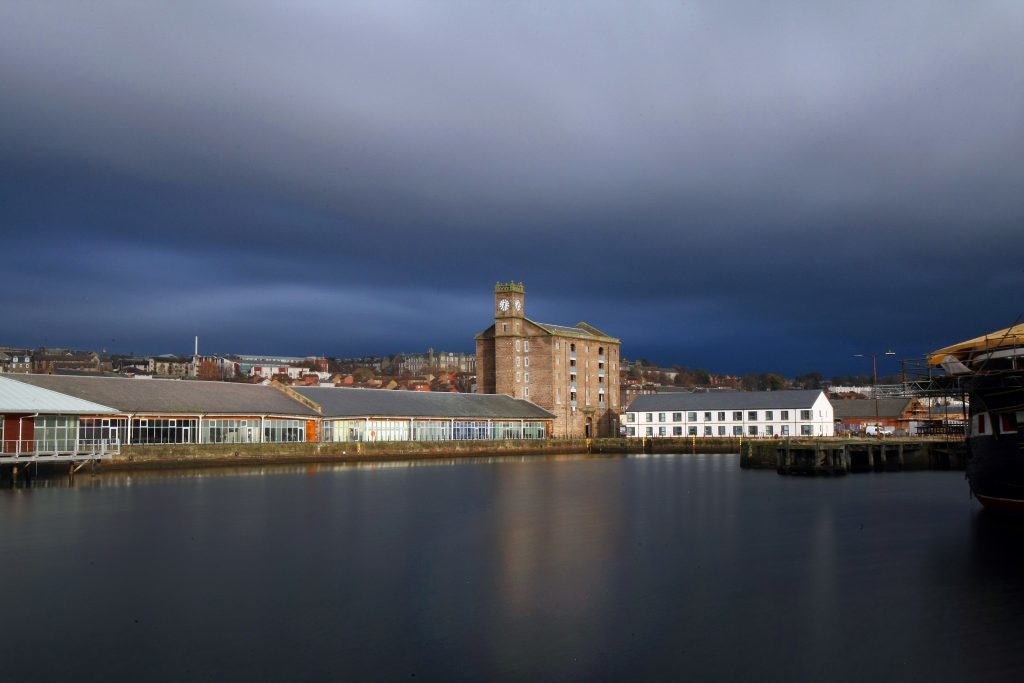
left=0, top=439, right=121, bottom=458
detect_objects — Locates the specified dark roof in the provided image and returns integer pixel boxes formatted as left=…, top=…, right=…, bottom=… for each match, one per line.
left=831, top=398, right=915, bottom=419
left=655, top=386, right=732, bottom=393
left=628, top=390, right=827, bottom=412
left=293, top=387, right=555, bottom=419
left=532, top=319, right=618, bottom=343
left=476, top=318, right=619, bottom=343
left=7, top=374, right=318, bottom=416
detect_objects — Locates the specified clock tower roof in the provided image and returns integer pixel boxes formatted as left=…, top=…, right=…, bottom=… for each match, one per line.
left=494, top=281, right=525, bottom=295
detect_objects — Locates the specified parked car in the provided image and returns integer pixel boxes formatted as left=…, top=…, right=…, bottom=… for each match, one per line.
left=864, top=425, right=895, bottom=437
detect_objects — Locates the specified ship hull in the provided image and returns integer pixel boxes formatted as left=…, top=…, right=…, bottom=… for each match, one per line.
left=968, top=434, right=1024, bottom=509
left=966, top=373, right=1024, bottom=510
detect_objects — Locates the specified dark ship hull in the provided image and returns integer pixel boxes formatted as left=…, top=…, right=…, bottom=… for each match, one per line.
left=966, top=373, right=1024, bottom=511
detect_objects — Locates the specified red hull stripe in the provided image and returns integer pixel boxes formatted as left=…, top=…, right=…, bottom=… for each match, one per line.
left=975, top=494, right=1024, bottom=512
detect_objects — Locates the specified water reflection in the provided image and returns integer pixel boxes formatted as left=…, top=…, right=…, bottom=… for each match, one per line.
left=490, top=457, right=622, bottom=678
left=0, top=453, right=608, bottom=490
left=2, top=454, right=1022, bottom=681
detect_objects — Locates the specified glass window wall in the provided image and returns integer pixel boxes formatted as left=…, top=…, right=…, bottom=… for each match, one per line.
left=34, top=416, right=78, bottom=452
left=264, top=420, right=305, bottom=443
left=132, top=418, right=197, bottom=444
left=79, top=418, right=128, bottom=447
left=204, top=419, right=261, bottom=444
left=323, top=419, right=548, bottom=442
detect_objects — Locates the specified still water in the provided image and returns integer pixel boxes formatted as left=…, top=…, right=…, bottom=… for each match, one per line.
left=2, top=454, right=1023, bottom=682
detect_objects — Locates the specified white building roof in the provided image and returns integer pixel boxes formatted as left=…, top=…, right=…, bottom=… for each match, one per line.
left=0, top=376, right=118, bottom=414
left=627, top=390, right=828, bottom=412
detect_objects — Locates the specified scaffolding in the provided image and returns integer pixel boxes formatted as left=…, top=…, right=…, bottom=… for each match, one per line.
left=830, top=357, right=968, bottom=437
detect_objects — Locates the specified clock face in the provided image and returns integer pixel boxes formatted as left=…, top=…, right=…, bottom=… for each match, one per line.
left=499, top=299, right=510, bottom=311
left=514, top=299, right=522, bottom=311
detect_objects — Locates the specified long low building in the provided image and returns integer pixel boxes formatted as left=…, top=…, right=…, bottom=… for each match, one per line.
left=624, top=390, right=834, bottom=438
left=5, top=374, right=321, bottom=445
left=1, top=375, right=555, bottom=456
left=292, top=386, right=554, bottom=442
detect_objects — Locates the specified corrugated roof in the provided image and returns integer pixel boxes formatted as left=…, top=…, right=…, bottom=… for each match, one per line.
left=293, top=387, right=555, bottom=419
left=533, top=320, right=619, bottom=343
left=831, top=398, right=914, bottom=419
left=628, top=390, right=827, bottom=412
left=6, top=375, right=318, bottom=416
left=477, top=319, right=618, bottom=343
left=536, top=323, right=597, bottom=337
left=0, top=376, right=118, bottom=414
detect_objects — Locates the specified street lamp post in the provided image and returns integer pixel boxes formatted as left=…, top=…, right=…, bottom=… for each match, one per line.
left=854, top=350, right=896, bottom=427
left=854, top=350, right=896, bottom=386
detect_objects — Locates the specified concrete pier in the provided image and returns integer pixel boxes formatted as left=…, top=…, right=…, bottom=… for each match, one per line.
left=739, top=438, right=967, bottom=475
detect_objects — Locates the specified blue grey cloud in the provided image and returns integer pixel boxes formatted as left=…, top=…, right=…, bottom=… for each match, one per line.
left=2, top=1, right=1022, bottom=374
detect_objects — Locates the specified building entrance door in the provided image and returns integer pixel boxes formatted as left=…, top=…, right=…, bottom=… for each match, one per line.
left=104, top=419, right=119, bottom=446
left=585, top=417, right=593, bottom=438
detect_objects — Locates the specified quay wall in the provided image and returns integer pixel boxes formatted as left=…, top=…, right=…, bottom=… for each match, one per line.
left=102, top=436, right=747, bottom=471
left=3, top=437, right=965, bottom=475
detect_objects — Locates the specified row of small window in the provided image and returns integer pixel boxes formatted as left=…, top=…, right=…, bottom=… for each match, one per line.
left=554, top=341, right=608, bottom=356
left=516, top=339, right=610, bottom=356
left=629, top=425, right=815, bottom=437
left=557, top=358, right=614, bottom=372
left=627, top=410, right=813, bottom=423
left=555, top=386, right=610, bottom=407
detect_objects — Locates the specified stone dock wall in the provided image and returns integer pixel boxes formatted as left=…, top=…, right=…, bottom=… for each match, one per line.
left=3, top=437, right=967, bottom=476
left=101, top=436, right=749, bottom=471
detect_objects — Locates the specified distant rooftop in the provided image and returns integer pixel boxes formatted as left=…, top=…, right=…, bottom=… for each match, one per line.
left=235, top=354, right=317, bottom=364
left=832, top=398, right=915, bottom=419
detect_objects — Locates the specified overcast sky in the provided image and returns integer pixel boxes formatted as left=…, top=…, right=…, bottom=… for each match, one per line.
left=2, top=1, right=1022, bottom=375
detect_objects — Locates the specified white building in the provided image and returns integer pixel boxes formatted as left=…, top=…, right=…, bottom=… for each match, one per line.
left=624, top=390, right=834, bottom=438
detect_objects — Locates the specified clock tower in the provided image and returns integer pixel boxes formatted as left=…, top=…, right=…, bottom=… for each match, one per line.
left=494, top=281, right=525, bottom=329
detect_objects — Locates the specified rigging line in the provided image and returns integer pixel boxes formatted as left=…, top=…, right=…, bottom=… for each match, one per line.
left=972, top=313, right=1023, bottom=376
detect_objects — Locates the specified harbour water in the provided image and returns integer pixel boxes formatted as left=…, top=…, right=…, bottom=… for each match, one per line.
left=2, top=453, right=1023, bottom=681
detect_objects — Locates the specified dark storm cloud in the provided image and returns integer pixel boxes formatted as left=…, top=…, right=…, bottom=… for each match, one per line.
left=2, top=1, right=1023, bottom=374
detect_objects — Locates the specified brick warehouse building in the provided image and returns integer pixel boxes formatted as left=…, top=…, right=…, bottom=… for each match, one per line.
left=476, top=282, right=622, bottom=438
